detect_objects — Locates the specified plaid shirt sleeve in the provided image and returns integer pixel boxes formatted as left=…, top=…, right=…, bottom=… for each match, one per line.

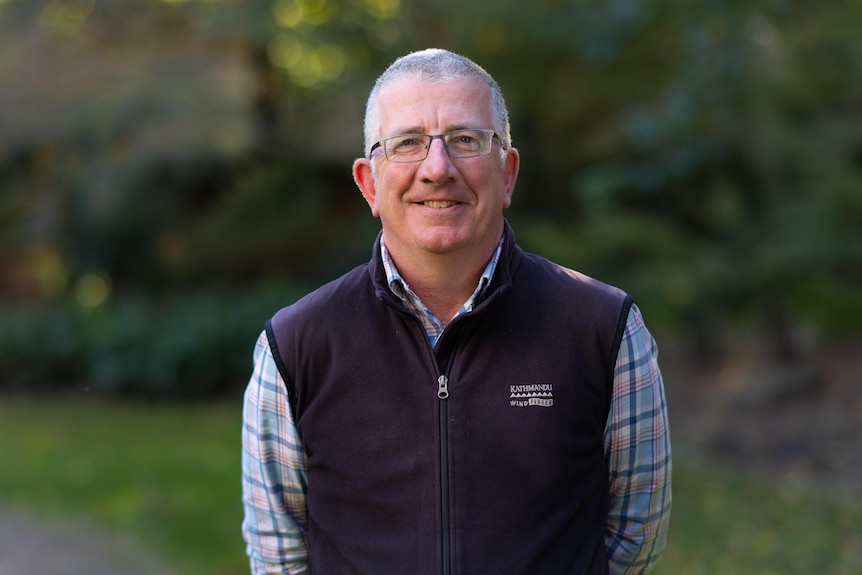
left=241, top=330, right=310, bottom=575
left=604, top=303, right=672, bottom=574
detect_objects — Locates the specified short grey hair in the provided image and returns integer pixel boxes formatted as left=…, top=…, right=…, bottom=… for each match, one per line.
left=363, top=49, right=512, bottom=157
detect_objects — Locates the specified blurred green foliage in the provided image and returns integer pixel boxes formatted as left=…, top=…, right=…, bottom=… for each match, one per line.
left=0, top=286, right=307, bottom=396
left=0, top=0, right=860, bottom=395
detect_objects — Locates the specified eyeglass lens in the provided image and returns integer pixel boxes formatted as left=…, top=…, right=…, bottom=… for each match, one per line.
left=383, top=129, right=493, bottom=162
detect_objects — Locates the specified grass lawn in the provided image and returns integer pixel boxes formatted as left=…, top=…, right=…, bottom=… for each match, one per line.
left=1, top=394, right=859, bottom=574
left=653, top=445, right=862, bottom=575
left=0, top=394, right=248, bottom=575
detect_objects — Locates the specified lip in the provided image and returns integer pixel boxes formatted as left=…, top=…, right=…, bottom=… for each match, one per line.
left=420, top=200, right=460, bottom=208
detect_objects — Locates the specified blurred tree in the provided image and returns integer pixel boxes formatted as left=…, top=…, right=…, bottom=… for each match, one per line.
left=1, top=0, right=860, bottom=394
left=408, top=0, right=862, bottom=360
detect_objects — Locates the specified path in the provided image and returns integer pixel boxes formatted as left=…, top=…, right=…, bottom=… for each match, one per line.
left=0, top=509, right=176, bottom=575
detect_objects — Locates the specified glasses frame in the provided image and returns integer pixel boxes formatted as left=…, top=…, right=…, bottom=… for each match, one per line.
left=368, top=129, right=506, bottom=163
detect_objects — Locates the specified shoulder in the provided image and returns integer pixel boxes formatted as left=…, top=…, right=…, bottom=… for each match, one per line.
left=272, top=263, right=371, bottom=327
left=266, top=263, right=374, bottom=379
left=518, top=251, right=629, bottom=305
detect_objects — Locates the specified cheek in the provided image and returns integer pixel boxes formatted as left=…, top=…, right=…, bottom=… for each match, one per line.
left=377, top=169, right=413, bottom=201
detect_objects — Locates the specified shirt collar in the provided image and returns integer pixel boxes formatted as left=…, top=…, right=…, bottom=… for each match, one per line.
left=380, top=236, right=503, bottom=313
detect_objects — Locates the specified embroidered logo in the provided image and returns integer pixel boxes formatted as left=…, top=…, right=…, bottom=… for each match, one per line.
left=509, top=383, right=554, bottom=408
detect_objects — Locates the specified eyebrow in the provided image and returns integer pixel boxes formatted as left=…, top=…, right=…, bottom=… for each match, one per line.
left=385, top=124, right=475, bottom=137
left=388, top=126, right=424, bottom=136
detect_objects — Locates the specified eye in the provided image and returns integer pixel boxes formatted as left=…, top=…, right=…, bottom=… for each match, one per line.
left=386, top=136, right=428, bottom=159
left=447, top=131, right=483, bottom=151
left=391, top=136, right=424, bottom=150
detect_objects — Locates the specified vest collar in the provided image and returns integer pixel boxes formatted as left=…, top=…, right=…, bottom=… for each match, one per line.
left=369, top=219, right=523, bottom=310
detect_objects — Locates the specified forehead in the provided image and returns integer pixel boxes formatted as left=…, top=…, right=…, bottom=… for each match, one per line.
left=375, top=76, right=493, bottom=136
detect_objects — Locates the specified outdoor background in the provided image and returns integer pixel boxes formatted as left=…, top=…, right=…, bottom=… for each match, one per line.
left=1, top=0, right=860, bottom=573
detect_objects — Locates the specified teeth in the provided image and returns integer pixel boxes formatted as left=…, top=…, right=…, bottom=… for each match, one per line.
left=423, top=201, right=457, bottom=208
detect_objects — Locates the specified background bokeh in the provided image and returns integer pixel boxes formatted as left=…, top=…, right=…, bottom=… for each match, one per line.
left=0, top=0, right=860, bottom=573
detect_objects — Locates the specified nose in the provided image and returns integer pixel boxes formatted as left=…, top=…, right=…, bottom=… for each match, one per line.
left=417, top=137, right=456, bottom=182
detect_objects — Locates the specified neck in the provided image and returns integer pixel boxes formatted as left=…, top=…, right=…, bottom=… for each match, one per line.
left=386, top=238, right=499, bottom=326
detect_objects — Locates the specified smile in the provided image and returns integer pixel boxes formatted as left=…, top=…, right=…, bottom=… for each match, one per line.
left=422, top=201, right=458, bottom=208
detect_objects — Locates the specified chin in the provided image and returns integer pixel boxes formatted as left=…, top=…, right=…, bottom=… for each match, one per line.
left=414, top=233, right=470, bottom=255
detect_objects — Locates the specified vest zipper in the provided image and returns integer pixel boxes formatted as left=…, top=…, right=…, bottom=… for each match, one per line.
left=433, top=322, right=471, bottom=574
left=426, top=331, right=451, bottom=574
left=420, top=322, right=456, bottom=574
left=437, top=373, right=451, bottom=575
left=437, top=375, right=449, bottom=399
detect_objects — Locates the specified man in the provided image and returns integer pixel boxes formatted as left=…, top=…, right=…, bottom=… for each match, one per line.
left=242, top=48, right=671, bottom=574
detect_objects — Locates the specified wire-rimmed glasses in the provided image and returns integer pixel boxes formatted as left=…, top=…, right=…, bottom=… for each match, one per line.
left=369, top=129, right=504, bottom=163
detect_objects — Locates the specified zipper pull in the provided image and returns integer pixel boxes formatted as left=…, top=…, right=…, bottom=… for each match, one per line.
left=437, top=375, right=449, bottom=399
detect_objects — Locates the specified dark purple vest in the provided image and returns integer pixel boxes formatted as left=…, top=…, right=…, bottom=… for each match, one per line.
left=267, top=223, right=632, bottom=575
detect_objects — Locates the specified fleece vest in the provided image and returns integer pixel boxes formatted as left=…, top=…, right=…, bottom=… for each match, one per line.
left=266, top=223, right=633, bottom=575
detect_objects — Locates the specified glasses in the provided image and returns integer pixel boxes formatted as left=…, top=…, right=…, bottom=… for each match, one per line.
left=369, top=129, right=504, bottom=163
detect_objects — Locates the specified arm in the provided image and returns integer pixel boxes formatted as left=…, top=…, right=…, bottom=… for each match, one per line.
left=242, top=330, right=310, bottom=575
left=604, top=304, right=672, bottom=574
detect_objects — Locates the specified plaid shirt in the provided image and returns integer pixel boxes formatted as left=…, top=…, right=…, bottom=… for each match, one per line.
left=242, top=241, right=672, bottom=575
left=380, top=237, right=502, bottom=347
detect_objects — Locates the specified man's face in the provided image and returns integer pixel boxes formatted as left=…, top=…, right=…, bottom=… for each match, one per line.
left=353, top=76, right=519, bottom=265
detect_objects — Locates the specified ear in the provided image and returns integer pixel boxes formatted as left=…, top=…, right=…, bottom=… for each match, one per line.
left=353, top=158, right=380, bottom=217
left=501, top=147, right=520, bottom=209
